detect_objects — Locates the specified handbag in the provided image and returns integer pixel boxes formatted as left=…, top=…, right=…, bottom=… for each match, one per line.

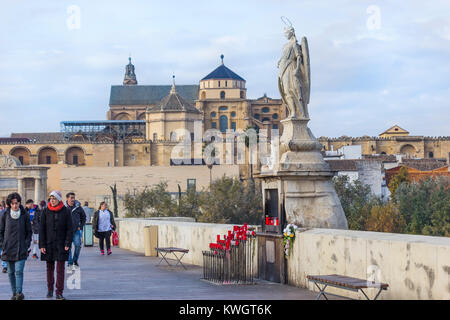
left=112, top=230, right=119, bottom=246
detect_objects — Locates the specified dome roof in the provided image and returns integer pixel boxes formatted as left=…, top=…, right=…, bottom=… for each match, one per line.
left=201, top=55, right=245, bottom=81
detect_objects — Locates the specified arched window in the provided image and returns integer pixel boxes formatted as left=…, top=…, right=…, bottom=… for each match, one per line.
left=231, top=111, right=236, bottom=117
left=65, top=146, right=85, bottom=165
left=219, top=115, right=228, bottom=133
left=211, top=112, right=216, bottom=118
left=262, top=107, right=270, bottom=113
left=10, top=147, right=31, bottom=165
left=240, top=91, right=244, bottom=99
left=220, top=91, right=225, bottom=99
left=429, top=151, right=434, bottom=158
left=38, top=147, right=58, bottom=164
left=201, top=91, right=206, bottom=100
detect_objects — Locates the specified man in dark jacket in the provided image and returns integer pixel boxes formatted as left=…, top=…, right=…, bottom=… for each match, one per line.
left=65, top=192, right=86, bottom=269
left=25, top=199, right=41, bottom=259
left=39, top=190, right=73, bottom=300
left=0, top=192, right=32, bottom=300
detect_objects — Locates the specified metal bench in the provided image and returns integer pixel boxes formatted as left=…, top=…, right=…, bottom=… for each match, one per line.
left=307, top=274, right=389, bottom=300
left=155, top=247, right=189, bottom=270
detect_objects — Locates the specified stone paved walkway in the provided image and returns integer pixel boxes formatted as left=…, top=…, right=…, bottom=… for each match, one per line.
left=0, top=246, right=329, bottom=300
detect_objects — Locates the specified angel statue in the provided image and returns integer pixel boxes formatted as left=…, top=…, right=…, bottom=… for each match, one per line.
left=277, top=17, right=311, bottom=119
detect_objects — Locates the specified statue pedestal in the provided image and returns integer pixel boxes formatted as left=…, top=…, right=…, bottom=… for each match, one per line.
left=256, top=117, right=348, bottom=229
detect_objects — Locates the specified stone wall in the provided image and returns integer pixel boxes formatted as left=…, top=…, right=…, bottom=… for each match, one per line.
left=118, top=218, right=259, bottom=267
left=117, top=219, right=450, bottom=300
left=287, top=228, right=450, bottom=300
left=54, top=165, right=240, bottom=208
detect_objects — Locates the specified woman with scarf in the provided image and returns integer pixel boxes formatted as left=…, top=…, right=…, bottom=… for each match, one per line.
left=0, top=192, right=32, bottom=300
left=39, top=190, right=73, bottom=300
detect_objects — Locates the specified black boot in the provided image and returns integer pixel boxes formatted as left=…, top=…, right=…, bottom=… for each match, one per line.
left=46, top=290, right=53, bottom=298
left=15, top=293, right=24, bottom=300
left=56, top=294, right=66, bottom=300
left=10, top=294, right=17, bottom=300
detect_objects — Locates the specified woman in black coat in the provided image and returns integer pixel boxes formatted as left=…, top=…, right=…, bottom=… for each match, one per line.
left=0, top=192, right=32, bottom=300
left=39, top=190, right=73, bottom=300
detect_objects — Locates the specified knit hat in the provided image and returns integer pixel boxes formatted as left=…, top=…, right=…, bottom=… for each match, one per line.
left=49, top=190, right=62, bottom=201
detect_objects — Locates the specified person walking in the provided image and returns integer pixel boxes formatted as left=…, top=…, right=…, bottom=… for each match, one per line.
left=25, top=199, right=41, bottom=259
left=39, top=200, right=46, bottom=212
left=0, top=201, right=8, bottom=273
left=39, top=190, right=73, bottom=300
left=0, top=192, right=32, bottom=300
left=65, top=192, right=86, bottom=270
left=92, top=202, right=116, bottom=256
left=82, top=201, right=93, bottom=224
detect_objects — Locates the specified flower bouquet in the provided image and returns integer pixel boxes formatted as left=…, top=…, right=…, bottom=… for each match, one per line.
left=283, top=224, right=299, bottom=257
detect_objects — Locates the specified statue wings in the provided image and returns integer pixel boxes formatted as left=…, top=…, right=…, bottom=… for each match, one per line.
left=300, top=36, right=311, bottom=105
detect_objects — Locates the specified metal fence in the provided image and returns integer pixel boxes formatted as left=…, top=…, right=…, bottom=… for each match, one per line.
left=202, top=238, right=256, bottom=285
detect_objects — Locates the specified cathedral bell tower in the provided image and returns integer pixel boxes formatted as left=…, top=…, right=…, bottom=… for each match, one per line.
left=123, top=57, right=138, bottom=85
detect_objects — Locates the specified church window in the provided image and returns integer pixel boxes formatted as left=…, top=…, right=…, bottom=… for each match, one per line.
left=240, top=91, right=244, bottom=99
left=272, top=113, right=278, bottom=119
left=211, top=112, right=216, bottom=118
left=131, top=154, right=135, bottom=161
left=219, top=106, right=228, bottom=111
left=220, top=91, right=225, bottom=99
left=211, top=122, right=217, bottom=129
left=218, top=81, right=221, bottom=87
left=231, top=122, right=236, bottom=130
left=225, top=80, right=228, bottom=87
left=262, top=117, right=270, bottom=122
left=219, top=115, right=228, bottom=133
left=231, top=111, right=236, bottom=117
left=254, top=114, right=260, bottom=120
left=262, top=107, right=270, bottom=113
left=429, top=151, right=434, bottom=158
left=273, top=124, right=278, bottom=130
left=46, top=156, right=51, bottom=164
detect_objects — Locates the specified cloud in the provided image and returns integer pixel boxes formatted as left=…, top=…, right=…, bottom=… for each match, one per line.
left=0, top=0, right=449, bottom=138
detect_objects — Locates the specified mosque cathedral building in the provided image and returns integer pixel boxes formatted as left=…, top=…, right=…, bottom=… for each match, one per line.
left=0, top=57, right=449, bottom=169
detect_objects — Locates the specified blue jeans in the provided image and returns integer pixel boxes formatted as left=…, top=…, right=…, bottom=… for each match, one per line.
left=6, top=259, right=26, bottom=294
left=68, top=229, right=82, bottom=265
left=0, top=248, right=8, bottom=268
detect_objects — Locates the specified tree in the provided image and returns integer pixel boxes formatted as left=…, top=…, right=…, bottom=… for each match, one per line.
left=333, top=175, right=380, bottom=231
left=365, top=202, right=406, bottom=233
left=109, top=183, right=119, bottom=218
left=388, top=166, right=410, bottom=197
left=396, top=177, right=450, bottom=236
left=123, top=181, right=176, bottom=218
left=198, top=175, right=262, bottom=224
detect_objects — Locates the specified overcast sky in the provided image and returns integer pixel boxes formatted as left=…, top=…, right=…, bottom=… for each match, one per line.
left=0, top=0, right=449, bottom=138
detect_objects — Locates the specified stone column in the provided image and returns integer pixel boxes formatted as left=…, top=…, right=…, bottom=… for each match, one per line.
left=42, top=177, right=48, bottom=202
left=34, top=178, right=41, bottom=203
left=17, top=178, right=25, bottom=197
